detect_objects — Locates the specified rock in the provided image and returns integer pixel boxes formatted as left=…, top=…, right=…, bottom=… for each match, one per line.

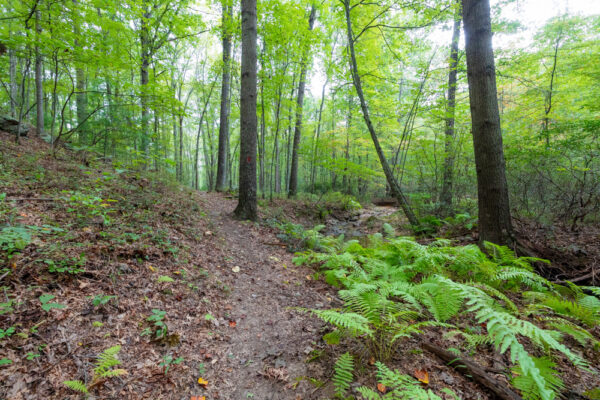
left=0, top=116, right=32, bottom=137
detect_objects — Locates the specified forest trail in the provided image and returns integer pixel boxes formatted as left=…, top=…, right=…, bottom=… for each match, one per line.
left=198, top=193, right=336, bottom=399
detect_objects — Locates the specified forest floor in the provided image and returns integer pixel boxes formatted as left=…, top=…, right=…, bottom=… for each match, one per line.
left=1, top=132, right=598, bottom=400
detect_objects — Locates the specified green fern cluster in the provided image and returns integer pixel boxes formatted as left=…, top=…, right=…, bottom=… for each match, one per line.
left=357, top=362, right=459, bottom=400
left=293, top=229, right=600, bottom=400
left=63, top=345, right=127, bottom=395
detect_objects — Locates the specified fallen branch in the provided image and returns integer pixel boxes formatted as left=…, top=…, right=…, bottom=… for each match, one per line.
left=422, top=343, right=522, bottom=400
left=6, top=197, right=57, bottom=202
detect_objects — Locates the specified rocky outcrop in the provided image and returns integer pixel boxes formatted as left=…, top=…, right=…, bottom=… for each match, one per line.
left=0, top=116, right=33, bottom=137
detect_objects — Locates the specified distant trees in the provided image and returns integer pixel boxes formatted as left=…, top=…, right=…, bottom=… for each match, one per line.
left=0, top=0, right=597, bottom=232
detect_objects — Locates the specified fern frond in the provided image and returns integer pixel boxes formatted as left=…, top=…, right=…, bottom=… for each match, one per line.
left=309, top=309, right=373, bottom=336
left=333, top=352, right=354, bottom=397
left=63, top=380, right=89, bottom=394
left=511, top=357, right=564, bottom=400
left=94, top=345, right=122, bottom=375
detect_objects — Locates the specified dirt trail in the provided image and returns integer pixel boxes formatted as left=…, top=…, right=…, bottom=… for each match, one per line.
left=199, top=193, right=335, bottom=399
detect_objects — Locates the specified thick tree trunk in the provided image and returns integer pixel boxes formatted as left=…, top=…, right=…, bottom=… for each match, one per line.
left=234, top=0, right=258, bottom=220
left=462, top=0, right=514, bottom=246
left=259, top=80, right=266, bottom=195
left=343, top=0, right=418, bottom=226
left=439, top=7, right=461, bottom=216
left=288, top=5, right=317, bottom=198
left=35, top=8, right=44, bottom=138
left=216, top=0, right=233, bottom=192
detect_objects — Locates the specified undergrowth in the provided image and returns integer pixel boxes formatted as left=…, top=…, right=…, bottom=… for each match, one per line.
left=294, top=229, right=600, bottom=400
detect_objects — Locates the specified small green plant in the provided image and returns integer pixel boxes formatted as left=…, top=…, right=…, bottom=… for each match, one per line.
left=91, top=294, right=116, bottom=308
left=39, top=294, right=66, bottom=312
left=0, top=226, right=32, bottom=259
left=63, top=345, right=127, bottom=395
left=511, top=357, right=564, bottom=400
left=142, top=309, right=168, bottom=339
left=44, top=255, right=86, bottom=274
left=332, top=352, right=354, bottom=398
left=0, top=358, right=12, bottom=366
left=159, top=354, right=183, bottom=375
left=157, top=275, right=175, bottom=283
left=0, top=326, right=15, bottom=339
left=24, top=352, right=40, bottom=361
left=357, top=362, right=457, bottom=399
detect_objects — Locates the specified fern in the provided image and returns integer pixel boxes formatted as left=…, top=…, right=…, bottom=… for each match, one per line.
left=63, top=380, right=89, bottom=394
left=63, top=345, right=126, bottom=395
left=333, top=352, right=354, bottom=398
left=511, top=357, right=564, bottom=400
left=357, top=362, right=453, bottom=399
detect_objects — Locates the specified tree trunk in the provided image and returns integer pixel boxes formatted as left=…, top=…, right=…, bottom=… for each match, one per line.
left=273, top=85, right=283, bottom=193
left=234, top=0, right=258, bottom=220
left=9, top=48, right=17, bottom=118
left=288, top=5, right=317, bottom=198
left=35, top=8, right=44, bottom=138
left=439, top=6, right=461, bottom=216
left=216, top=0, right=233, bottom=192
left=140, top=0, right=150, bottom=157
left=343, top=0, right=418, bottom=226
left=310, top=77, right=328, bottom=192
left=259, top=79, right=266, bottom=196
left=461, top=0, right=514, bottom=246
left=195, top=83, right=216, bottom=190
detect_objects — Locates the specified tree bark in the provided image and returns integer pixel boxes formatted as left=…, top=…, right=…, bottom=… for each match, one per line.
left=234, top=0, right=258, bottom=221
left=35, top=7, right=44, bottom=138
left=462, top=0, right=514, bottom=246
left=195, top=82, right=216, bottom=190
left=74, top=4, right=88, bottom=147
left=216, top=0, right=233, bottom=192
left=140, top=0, right=151, bottom=157
left=343, top=0, right=418, bottom=226
left=288, top=4, right=317, bottom=198
left=439, top=6, right=461, bottom=216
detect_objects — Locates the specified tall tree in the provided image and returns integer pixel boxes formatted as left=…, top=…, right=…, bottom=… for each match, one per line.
left=462, top=0, right=513, bottom=245
left=288, top=4, right=317, bottom=198
left=216, top=0, right=233, bottom=192
left=439, top=5, right=461, bottom=216
left=234, top=0, right=258, bottom=220
left=342, top=0, right=418, bottom=226
left=35, top=5, right=44, bottom=138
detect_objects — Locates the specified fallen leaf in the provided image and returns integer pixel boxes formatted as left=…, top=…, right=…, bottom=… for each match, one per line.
left=231, top=266, right=240, bottom=273
left=414, top=369, right=429, bottom=384
left=305, top=275, right=312, bottom=280
left=191, top=397, right=206, bottom=400
left=229, top=321, right=236, bottom=328
left=377, top=383, right=386, bottom=393
left=197, top=377, right=208, bottom=387
left=148, top=265, right=156, bottom=272
left=204, top=231, right=213, bottom=236
left=368, top=357, right=375, bottom=365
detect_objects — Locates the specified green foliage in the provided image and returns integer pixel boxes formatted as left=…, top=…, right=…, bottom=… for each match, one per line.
left=64, top=345, right=126, bottom=395
left=160, top=354, right=184, bottom=375
left=44, top=255, right=86, bottom=275
left=157, top=275, right=175, bottom=283
left=0, top=226, right=31, bottom=258
left=357, top=362, right=453, bottom=399
left=0, top=326, right=15, bottom=339
left=91, top=294, right=116, bottom=308
left=511, top=357, right=564, bottom=400
left=332, top=352, right=354, bottom=398
left=63, top=380, right=89, bottom=394
left=143, top=309, right=168, bottom=339
left=39, top=294, right=66, bottom=312
left=296, top=227, right=599, bottom=400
